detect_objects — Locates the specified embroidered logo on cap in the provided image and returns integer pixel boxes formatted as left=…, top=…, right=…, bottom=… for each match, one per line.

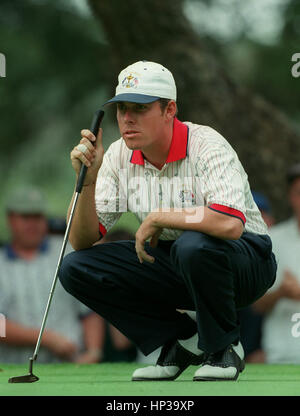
left=122, top=74, right=139, bottom=89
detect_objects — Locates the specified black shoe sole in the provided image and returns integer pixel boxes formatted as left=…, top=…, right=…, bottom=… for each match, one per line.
left=193, top=376, right=239, bottom=381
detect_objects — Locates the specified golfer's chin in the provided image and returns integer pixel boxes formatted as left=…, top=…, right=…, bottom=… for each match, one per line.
left=122, top=137, right=143, bottom=151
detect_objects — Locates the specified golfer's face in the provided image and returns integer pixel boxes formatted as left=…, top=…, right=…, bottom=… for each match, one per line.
left=116, top=101, right=165, bottom=150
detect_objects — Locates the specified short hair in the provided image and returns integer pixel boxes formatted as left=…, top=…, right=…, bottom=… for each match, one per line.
left=158, top=98, right=178, bottom=116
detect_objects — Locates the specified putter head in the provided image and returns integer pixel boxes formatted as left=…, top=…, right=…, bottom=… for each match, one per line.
left=8, top=357, right=39, bottom=383
left=8, top=373, right=39, bottom=383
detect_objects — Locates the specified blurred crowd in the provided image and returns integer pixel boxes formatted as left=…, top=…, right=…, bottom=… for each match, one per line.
left=1, top=163, right=300, bottom=365
left=0, top=188, right=137, bottom=365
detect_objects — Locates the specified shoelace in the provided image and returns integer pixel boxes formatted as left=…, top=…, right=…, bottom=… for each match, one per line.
left=202, top=348, right=226, bottom=366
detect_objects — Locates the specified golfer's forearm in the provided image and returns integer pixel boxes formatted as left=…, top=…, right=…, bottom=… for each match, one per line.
left=67, top=183, right=100, bottom=250
left=152, top=206, right=243, bottom=240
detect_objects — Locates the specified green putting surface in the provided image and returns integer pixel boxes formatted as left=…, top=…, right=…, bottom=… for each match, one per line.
left=1, top=363, right=300, bottom=396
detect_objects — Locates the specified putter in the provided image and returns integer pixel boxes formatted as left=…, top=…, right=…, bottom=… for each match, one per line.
left=8, top=109, right=105, bottom=383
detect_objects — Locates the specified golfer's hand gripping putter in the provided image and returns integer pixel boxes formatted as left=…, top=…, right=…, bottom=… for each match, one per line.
left=76, top=109, right=105, bottom=193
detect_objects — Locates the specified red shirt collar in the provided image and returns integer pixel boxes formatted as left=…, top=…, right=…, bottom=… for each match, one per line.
left=130, top=118, right=189, bottom=166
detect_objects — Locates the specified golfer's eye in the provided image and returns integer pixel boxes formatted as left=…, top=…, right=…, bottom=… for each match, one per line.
left=117, top=103, right=126, bottom=112
left=117, top=103, right=147, bottom=113
left=134, top=104, right=147, bottom=112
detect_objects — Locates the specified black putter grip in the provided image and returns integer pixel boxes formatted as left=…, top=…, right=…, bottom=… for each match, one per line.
left=76, top=109, right=105, bottom=193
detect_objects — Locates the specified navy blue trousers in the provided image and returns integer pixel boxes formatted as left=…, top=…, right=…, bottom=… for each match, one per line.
left=59, top=231, right=277, bottom=355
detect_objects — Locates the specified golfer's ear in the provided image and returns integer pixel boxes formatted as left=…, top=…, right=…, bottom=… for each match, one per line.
left=166, top=100, right=177, bottom=120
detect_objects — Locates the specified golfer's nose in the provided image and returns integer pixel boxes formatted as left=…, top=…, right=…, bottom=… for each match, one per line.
left=123, top=109, right=135, bottom=124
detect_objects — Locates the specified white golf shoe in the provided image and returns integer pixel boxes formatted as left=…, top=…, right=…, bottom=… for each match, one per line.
left=193, top=341, right=245, bottom=381
left=132, top=341, right=205, bottom=381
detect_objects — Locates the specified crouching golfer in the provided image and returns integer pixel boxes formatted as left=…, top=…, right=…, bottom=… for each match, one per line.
left=59, top=61, right=277, bottom=381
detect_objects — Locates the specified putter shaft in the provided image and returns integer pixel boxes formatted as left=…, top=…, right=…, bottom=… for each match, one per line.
left=32, top=192, right=79, bottom=359
left=8, top=109, right=104, bottom=384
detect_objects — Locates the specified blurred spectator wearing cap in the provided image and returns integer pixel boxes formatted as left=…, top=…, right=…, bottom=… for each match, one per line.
left=238, top=191, right=275, bottom=363
left=0, top=185, right=104, bottom=364
left=254, top=164, right=300, bottom=363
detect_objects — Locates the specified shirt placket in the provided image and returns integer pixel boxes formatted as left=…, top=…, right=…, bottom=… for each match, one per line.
left=144, top=162, right=167, bottom=212
left=144, top=169, right=152, bottom=212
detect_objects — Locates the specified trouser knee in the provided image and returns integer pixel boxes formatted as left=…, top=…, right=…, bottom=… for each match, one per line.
left=59, top=251, right=80, bottom=294
left=170, top=231, right=229, bottom=282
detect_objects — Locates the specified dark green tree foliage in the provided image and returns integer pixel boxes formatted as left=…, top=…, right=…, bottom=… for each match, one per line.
left=241, top=0, right=300, bottom=123
left=88, top=0, right=300, bottom=221
left=0, top=0, right=107, bottom=158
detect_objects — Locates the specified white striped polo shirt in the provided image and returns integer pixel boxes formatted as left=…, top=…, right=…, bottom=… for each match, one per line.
left=95, top=118, right=268, bottom=240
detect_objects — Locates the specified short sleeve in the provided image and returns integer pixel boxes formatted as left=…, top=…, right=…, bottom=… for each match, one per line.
left=194, top=143, right=246, bottom=225
left=95, top=148, right=123, bottom=237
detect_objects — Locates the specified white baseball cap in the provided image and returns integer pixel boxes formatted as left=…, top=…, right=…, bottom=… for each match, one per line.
left=104, top=61, right=177, bottom=105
